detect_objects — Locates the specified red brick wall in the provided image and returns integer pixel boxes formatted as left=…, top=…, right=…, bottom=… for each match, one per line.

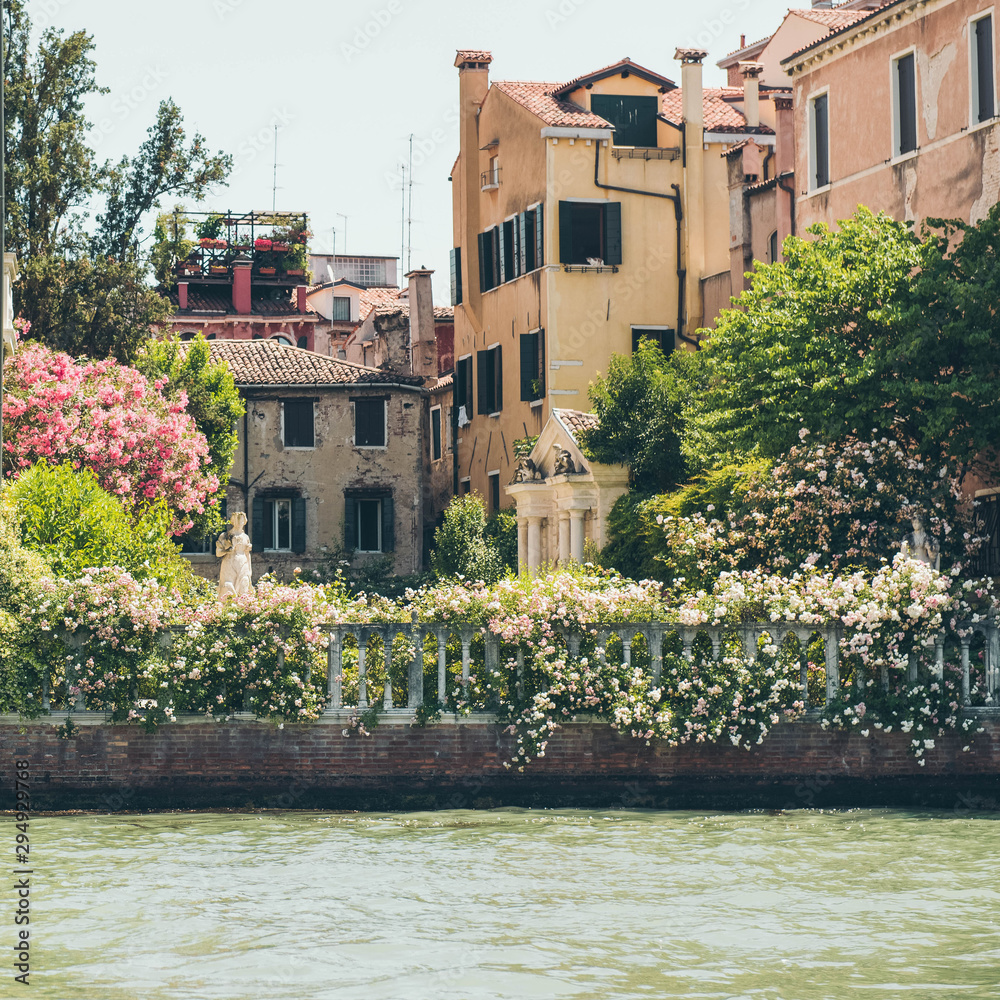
left=3, top=718, right=998, bottom=812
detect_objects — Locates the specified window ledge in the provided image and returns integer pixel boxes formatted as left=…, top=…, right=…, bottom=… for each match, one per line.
left=562, top=264, right=619, bottom=273
left=967, top=116, right=998, bottom=134
left=889, top=148, right=919, bottom=165
left=481, top=182, right=499, bottom=192
left=806, top=183, right=831, bottom=197
left=355, top=444, right=388, bottom=451
left=283, top=445, right=316, bottom=451
left=529, top=398, right=544, bottom=409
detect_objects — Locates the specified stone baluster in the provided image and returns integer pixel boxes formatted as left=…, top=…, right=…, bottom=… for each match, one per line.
left=42, top=674, right=50, bottom=713
left=961, top=636, right=971, bottom=706
left=436, top=630, right=447, bottom=703
left=880, top=661, right=889, bottom=692
left=383, top=631, right=394, bottom=711
left=800, top=654, right=809, bottom=709
left=328, top=630, right=342, bottom=710
left=357, top=635, right=368, bottom=709
left=516, top=648, right=525, bottom=701
left=710, top=630, right=721, bottom=662
left=408, top=626, right=424, bottom=710
left=621, top=631, right=632, bottom=668
left=823, top=629, right=840, bottom=707
left=934, top=635, right=945, bottom=681
left=681, top=628, right=694, bottom=662
left=650, top=628, right=663, bottom=686
left=460, top=630, right=472, bottom=699
left=597, top=630, right=608, bottom=667
left=907, top=652, right=917, bottom=682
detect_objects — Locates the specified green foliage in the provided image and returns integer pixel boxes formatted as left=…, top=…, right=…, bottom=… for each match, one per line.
left=8, top=462, right=201, bottom=592
left=194, top=214, right=224, bottom=240
left=579, top=340, right=702, bottom=492
left=134, top=334, right=244, bottom=537
left=430, top=494, right=507, bottom=584
left=281, top=243, right=310, bottom=277
left=150, top=207, right=196, bottom=288
left=598, top=493, right=664, bottom=581
left=651, top=460, right=771, bottom=520
left=513, top=435, right=538, bottom=458
left=3, top=1, right=231, bottom=360
left=485, top=507, right=519, bottom=576
left=693, top=207, right=1000, bottom=478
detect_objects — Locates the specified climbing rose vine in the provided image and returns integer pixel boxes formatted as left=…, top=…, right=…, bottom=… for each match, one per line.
left=2, top=342, right=218, bottom=532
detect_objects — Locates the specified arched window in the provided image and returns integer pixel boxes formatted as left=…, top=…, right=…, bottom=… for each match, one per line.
left=179, top=331, right=197, bottom=342
left=205, top=332, right=216, bottom=341
left=273, top=334, right=293, bottom=346
left=768, top=231, right=779, bottom=265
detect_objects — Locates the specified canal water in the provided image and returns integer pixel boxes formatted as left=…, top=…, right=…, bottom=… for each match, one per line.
left=24, top=808, right=1000, bottom=999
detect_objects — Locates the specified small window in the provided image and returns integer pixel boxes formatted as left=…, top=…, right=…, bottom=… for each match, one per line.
left=558, top=201, right=622, bottom=265
left=344, top=491, right=394, bottom=553
left=520, top=331, right=545, bottom=401
left=768, top=230, right=779, bottom=264
left=975, top=492, right=1000, bottom=574
left=332, top=296, right=351, bottom=321
left=455, top=356, right=474, bottom=423
left=297, top=335, right=308, bottom=350
left=894, top=52, right=918, bottom=156
left=489, top=472, right=501, bottom=513
left=590, top=94, right=659, bottom=147
left=253, top=495, right=306, bottom=553
left=450, top=247, right=463, bottom=305
left=431, top=406, right=443, bottom=461
left=357, top=499, right=381, bottom=552
left=354, top=397, right=386, bottom=447
left=631, top=327, right=674, bottom=354
left=973, top=13, right=995, bottom=124
left=460, top=478, right=471, bottom=495
left=478, top=228, right=497, bottom=292
left=273, top=334, right=293, bottom=346
left=283, top=400, right=315, bottom=448
left=477, top=345, right=502, bottom=415
left=809, top=92, right=830, bottom=189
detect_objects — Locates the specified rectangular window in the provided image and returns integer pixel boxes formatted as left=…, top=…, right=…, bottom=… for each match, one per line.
left=535, top=204, right=544, bottom=269
left=450, top=247, right=463, bottom=305
left=332, top=296, right=351, bottom=321
left=558, top=201, right=622, bottom=265
left=253, top=495, right=305, bottom=553
left=590, top=94, right=659, bottom=147
left=520, top=331, right=545, bottom=401
left=460, top=478, right=471, bottom=495
left=631, top=327, right=674, bottom=354
left=344, top=491, right=394, bottom=553
left=502, top=218, right=517, bottom=281
left=973, top=13, right=995, bottom=123
left=478, top=229, right=497, bottom=292
left=477, top=344, right=502, bottom=415
left=810, top=92, right=830, bottom=189
left=283, top=400, right=315, bottom=448
left=976, top=492, right=1000, bottom=574
left=894, top=52, right=918, bottom=155
left=354, top=397, right=386, bottom=447
left=431, top=405, right=442, bottom=461
left=489, top=472, right=501, bottom=513
left=455, top=356, right=473, bottom=423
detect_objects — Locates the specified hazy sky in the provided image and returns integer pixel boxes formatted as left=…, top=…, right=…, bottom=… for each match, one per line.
left=31, top=0, right=796, bottom=302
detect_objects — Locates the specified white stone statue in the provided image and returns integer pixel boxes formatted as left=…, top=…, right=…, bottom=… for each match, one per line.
left=553, top=444, right=579, bottom=476
left=216, top=511, right=253, bottom=603
left=900, top=513, right=940, bottom=570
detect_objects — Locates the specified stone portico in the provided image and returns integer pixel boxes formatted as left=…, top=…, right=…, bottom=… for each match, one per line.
left=505, top=409, right=628, bottom=574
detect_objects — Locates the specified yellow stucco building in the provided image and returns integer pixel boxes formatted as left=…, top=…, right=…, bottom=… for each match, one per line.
left=450, top=49, right=768, bottom=505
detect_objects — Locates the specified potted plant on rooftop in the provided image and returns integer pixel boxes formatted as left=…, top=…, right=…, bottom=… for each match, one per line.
left=282, top=243, right=310, bottom=279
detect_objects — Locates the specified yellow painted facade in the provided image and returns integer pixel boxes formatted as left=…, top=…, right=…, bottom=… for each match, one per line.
left=451, top=52, right=758, bottom=502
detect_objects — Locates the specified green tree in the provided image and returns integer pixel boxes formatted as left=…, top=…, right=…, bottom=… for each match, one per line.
left=694, top=207, right=1000, bottom=477
left=135, top=334, right=244, bottom=537
left=577, top=339, right=702, bottom=493
left=2, top=0, right=231, bottom=361
left=431, top=494, right=506, bottom=584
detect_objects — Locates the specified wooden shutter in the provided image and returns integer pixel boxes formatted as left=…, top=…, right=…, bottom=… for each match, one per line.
left=537, top=331, right=545, bottom=398
left=491, top=228, right=501, bottom=288
left=518, top=213, right=528, bottom=274
left=344, top=495, right=357, bottom=550
left=604, top=202, right=622, bottom=265
left=252, top=497, right=265, bottom=553
left=292, top=497, right=307, bottom=553
left=477, top=350, right=489, bottom=414
left=978, top=16, right=995, bottom=122
left=813, top=94, right=829, bottom=188
left=535, top=204, right=544, bottom=268
left=493, top=345, right=503, bottom=412
left=520, top=333, right=537, bottom=401
left=498, top=222, right=507, bottom=284
left=450, top=247, right=462, bottom=305
left=478, top=232, right=490, bottom=292
left=381, top=494, right=395, bottom=552
left=897, top=54, right=917, bottom=154
left=558, top=201, right=574, bottom=264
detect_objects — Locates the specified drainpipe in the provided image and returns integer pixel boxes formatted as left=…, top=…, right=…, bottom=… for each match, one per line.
left=592, top=143, right=698, bottom=349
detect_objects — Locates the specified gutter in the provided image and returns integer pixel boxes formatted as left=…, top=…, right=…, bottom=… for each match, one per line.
left=592, top=142, right=699, bottom=349
left=235, top=381, right=427, bottom=393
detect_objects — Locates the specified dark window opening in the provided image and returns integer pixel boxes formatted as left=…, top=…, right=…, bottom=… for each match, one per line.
left=450, top=247, right=463, bottom=305
left=455, top=356, right=473, bottom=421
left=896, top=53, right=917, bottom=155
left=769, top=230, right=779, bottom=264
left=297, top=335, right=308, bottom=350
left=354, top=397, right=386, bottom=447
left=559, top=201, right=622, bottom=265
left=812, top=93, right=829, bottom=188
left=180, top=497, right=227, bottom=553
left=252, top=495, right=306, bottom=554
left=631, top=327, right=674, bottom=354
left=976, top=493, right=1000, bottom=574
left=590, top=94, right=659, bottom=147
left=283, top=400, right=314, bottom=448
left=520, top=331, right=545, bottom=401
left=976, top=15, right=995, bottom=123
left=344, top=491, right=395, bottom=553
left=431, top=407, right=442, bottom=461
left=489, top=473, right=501, bottom=514
left=477, top=345, right=503, bottom=415
left=460, top=479, right=471, bottom=495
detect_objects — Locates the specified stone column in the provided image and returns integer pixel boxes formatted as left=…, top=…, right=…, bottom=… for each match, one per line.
left=527, top=516, right=542, bottom=574
left=558, top=513, right=571, bottom=565
left=569, top=509, right=586, bottom=563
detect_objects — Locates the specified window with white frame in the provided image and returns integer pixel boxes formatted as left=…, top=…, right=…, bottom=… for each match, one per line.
left=344, top=490, right=394, bottom=553
left=893, top=51, right=918, bottom=156
left=253, top=495, right=307, bottom=553
left=809, top=91, right=830, bottom=189
left=332, top=296, right=352, bottom=321
left=972, top=11, right=996, bottom=124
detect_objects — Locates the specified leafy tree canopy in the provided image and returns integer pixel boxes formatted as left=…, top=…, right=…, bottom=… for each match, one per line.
left=2, top=0, right=232, bottom=360
left=693, top=207, right=1000, bottom=478
left=431, top=494, right=507, bottom=584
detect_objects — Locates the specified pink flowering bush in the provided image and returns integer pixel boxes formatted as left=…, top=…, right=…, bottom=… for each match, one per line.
left=2, top=342, right=219, bottom=533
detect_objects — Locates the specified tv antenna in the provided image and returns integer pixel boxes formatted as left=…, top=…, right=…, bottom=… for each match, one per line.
left=406, top=133, right=414, bottom=274
left=271, top=125, right=278, bottom=211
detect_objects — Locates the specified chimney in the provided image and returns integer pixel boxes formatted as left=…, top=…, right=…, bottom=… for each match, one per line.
left=406, top=266, right=437, bottom=377
left=675, top=48, right=708, bottom=337
left=178, top=281, right=188, bottom=311
left=739, top=61, right=764, bottom=129
left=455, top=49, right=492, bottom=327
left=774, top=94, right=795, bottom=251
left=296, top=285, right=307, bottom=314
left=232, top=255, right=252, bottom=314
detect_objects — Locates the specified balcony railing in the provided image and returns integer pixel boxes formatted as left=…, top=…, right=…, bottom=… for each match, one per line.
left=481, top=167, right=501, bottom=190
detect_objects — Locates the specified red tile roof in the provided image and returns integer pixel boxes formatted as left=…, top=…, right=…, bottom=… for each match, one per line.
left=792, top=6, right=875, bottom=28
left=782, top=0, right=902, bottom=64
left=492, top=80, right=613, bottom=129
left=552, top=57, right=676, bottom=97
left=660, top=88, right=774, bottom=134
left=554, top=408, right=599, bottom=441
left=455, top=49, right=493, bottom=65
left=203, top=338, right=424, bottom=387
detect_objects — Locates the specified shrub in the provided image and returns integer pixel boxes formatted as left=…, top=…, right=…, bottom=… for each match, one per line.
left=430, top=494, right=506, bottom=584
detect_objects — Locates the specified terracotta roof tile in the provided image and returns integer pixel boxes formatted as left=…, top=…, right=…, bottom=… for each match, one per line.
left=201, top=338, right=424, bottom=387
left=492, top=81, right=613, bottom=129
left=782, top=0, right=901, bottom=64
left=792, top=6, right=875, bottom=28
left=554, top=408, right=599, bottom=442
left=660, top=87, right=774, bottom=134
left=455, top=49, right=493, bottom=64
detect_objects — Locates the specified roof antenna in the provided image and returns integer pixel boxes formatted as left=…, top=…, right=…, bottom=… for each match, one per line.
left=271, top=125, right=278, bottom=212
left=406, top=133, right=414, bottom=274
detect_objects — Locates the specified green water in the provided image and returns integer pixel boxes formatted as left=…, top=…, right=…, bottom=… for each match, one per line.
left=15, top=809, right=1000, bottom=999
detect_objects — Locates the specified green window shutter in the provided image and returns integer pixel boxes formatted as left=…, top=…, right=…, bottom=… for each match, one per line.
left=477, top=350, right=489, bottom=414
left=591, top=94, right=658, bottom=147
left=498, top=223, right=507, bottom=283
left=558, top=201, right=574, bottom=264
left=535, top=204, right=544, bottom=268
left=519, top=213, right=529, bottom=273
left=520, top=333, right=537, bottom=401
left=292, top=497, right=307, bottom=553
left=381, top=494, right=395, bottom=552
left=604, top=202, right=622, bottom=265
left=478, top=232, right=490, bottom=292
left=493, top=345, right=503, bottom=412
left=537, top=331, right=545, bottom=398
left=344, top=495, right=357, bottom=550
left=491, top=228, right=501, bottom=287
left=252, top=497, right=265, bottom=553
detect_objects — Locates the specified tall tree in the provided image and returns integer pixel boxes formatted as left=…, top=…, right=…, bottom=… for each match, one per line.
left=2, top=0, right=232, bottom=361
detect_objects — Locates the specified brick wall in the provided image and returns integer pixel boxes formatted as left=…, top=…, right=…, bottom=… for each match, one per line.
left=3, top=717, right=998, bottom=812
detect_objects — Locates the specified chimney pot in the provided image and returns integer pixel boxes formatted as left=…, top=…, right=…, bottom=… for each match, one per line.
left=178, top=282, right=188, bottom=311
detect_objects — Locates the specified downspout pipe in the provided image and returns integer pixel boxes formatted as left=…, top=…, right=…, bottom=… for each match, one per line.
left=592, top=143, right=699, bottom=349
left=777, top=170, right=796, bottom=238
